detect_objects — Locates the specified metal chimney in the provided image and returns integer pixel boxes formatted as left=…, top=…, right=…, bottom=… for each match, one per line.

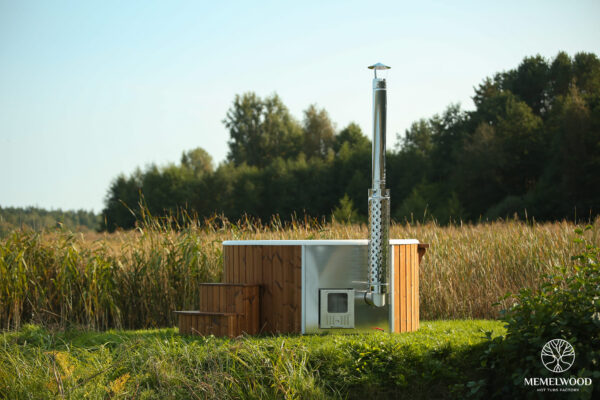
left=365, top=62, right=391, bottom=307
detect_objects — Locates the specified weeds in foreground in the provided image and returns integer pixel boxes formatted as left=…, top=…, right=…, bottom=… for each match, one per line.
left=0, top=320, right=505, bottom=399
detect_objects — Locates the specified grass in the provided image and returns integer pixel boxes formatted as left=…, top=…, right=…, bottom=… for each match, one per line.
left=0, top=320, right=506, bottom=399
left=1, top=216, right=598, bottom=329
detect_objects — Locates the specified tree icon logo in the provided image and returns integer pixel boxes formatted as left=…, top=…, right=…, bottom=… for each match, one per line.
left=541, top=339, right=575, bottom=373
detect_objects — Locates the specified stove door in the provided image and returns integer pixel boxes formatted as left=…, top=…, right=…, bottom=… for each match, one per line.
left=319, top=289, right=355, bottom=328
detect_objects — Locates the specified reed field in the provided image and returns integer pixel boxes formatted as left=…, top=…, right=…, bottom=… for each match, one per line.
left=0, top=214, right=598, bottom=331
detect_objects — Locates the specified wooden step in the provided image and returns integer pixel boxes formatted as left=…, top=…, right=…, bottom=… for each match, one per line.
left=174, top=311, right=238, bottom=337
left=175, top=283, right=260, bottom=337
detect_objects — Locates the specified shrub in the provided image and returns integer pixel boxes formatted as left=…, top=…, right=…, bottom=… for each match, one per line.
left=471, top=226, right=600, bottom=399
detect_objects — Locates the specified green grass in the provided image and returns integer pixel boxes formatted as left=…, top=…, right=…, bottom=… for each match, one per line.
left=0, top=320, right=504, bottom=399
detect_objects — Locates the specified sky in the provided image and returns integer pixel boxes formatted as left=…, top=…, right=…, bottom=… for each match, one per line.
left=1, top=0, right=599, bottom=213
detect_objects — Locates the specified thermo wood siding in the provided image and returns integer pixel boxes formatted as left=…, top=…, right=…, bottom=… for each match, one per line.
left=223, top=245, right=302, bottom=334
left=175, top=311, right=237, bottom=337
left=175, top=283, right=259, bottom=337
left=393, top=244, right=420, bottom=333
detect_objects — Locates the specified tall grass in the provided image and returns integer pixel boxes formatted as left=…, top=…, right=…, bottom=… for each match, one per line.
left=0, top=321, right=506, bottom=399
left=0, top=213, right=597, bottom=330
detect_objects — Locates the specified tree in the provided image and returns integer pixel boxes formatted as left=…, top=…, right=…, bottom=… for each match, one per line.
left=548, top=51, right=573, bottom=99
left=396, top=119, right=433, bottom=156
left=181, top=147, right=213, bottom=177
left=224, top=92, right=302, bottom=167
left=101, top=173, right=142, bottom=231
left=332, top=194, right=361, bottom=224
left=334, top=122, right=370, bottom=154
left=499, top=55, right=550, bottom=115
left=224, top=92, right=263, bottom=167
left=302, top=104, right=336, bottom=159
left=572, top=52, right=600, bottom=96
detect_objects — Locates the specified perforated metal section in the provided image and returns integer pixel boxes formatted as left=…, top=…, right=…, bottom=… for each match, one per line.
left=368, top=189, right=390, bottom=296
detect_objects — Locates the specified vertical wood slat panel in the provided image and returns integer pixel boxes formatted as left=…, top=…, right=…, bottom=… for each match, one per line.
left=392, top=244, right=421, bottom=333
left=406, top=243, right=412, bottom=332
left=229, top=246, right=235, bottom=283
left=414, top=244, right=420, bottom=330
left=223, top=247, right=228, bottom=283
left=394, top=245, right=400, bottom=333
left=219, top=285, right=226, bottom=314
left=281, top=246, right=290, bottom=333
left=179, top=314, right=186, bottom=334
left=243, top=286, right=251, bottom=334
left=230, top=294, right=238, bottom=335
left=207, top=284, right=214, bottom=313
left=245, top=246, right=251, bottom=283
left=411, top=244, right=415, bottom=330
left=234, top=246, right=241, bottom=284
left=252, top=285, right=260, bottom=334
left=254, top=246, right=263, bottom=285
left=234, top=286, right=244, bottom=333
left=200, top=285, right=207, bottom=312
left=400, top=245, right=406, bottom=332
left=244, top=245, right=252, bottom=284
left=197, top=316, right=203, bottom=335
left=272, top=247, right=284, bottom=332
left=194, top=244, right=302, bottom=336
left=239, top=246, right=246, bottom=283
left=292, top=246, right=302, bottom=333
left=262, top=246, right=273, bottom=333
left=225, top=245, right=302, bottom=334
left=222, top=315, right=228, bottom=337
left=405, top=244, right=411, bottom=331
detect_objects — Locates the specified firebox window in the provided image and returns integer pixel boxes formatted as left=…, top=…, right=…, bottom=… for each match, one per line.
left=327, top=292, right=348, bottom=313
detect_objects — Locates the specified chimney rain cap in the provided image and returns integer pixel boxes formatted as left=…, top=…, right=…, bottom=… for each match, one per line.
left=368, top=63, right=391, bottom=70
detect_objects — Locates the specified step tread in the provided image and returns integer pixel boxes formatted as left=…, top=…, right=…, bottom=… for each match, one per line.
left=174, top=310, right=239, bottom=316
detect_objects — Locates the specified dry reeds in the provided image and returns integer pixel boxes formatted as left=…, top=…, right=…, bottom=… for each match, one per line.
left=1, top=214, right=597, bottom=330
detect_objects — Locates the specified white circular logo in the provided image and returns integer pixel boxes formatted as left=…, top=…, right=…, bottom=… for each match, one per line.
left=541, top=339, right=575, bottom=373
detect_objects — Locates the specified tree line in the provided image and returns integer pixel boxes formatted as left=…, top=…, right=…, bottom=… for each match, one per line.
left=0, top=206, right=99, bottom=235
left=101, top=51, right=600, bottom=231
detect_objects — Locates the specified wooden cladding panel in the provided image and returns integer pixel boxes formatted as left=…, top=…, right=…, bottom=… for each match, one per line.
left=393, top=244, right=420, bottom=333
left=223, top=245, right=302, bottom=334
left=178, top=284, right=259, bottom=337
left=393, top=245, right=400, bottom=333
left=414, top=243, right=420, bottom=330
left=176, top=312, right=236, bottom=337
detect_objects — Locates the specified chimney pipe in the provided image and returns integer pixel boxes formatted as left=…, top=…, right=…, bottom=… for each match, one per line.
left=365, top=63, right=391, bottom=307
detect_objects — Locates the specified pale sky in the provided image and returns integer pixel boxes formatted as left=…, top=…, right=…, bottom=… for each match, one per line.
left=1, top=0, right=599, bottom=212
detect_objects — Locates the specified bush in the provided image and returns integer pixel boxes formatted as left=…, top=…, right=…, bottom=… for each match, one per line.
left=472, top=226, right=600, bottom=399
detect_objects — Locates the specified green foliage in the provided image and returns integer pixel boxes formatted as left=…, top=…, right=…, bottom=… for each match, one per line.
left=180, top=147, right=214, bottom=177
left=101, top=52, right=600, bottom=230
left=0, top=320, right=505, bottom=399
left=302, top=104, right=336, bottom=159
left=224, top=92, right=303, bottom=168
left=0, top=206, right=99, bottom=235
left=471, top=227, right=600, bottom=399
left=331, top=194, right=361, bottom=224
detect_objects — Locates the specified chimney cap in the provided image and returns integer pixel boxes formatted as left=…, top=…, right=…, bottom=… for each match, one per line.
left=368, top=62, right=391, bottom=70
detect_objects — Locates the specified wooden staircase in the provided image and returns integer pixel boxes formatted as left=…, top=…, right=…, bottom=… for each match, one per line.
left=175, top=283, right=260, bottom=337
